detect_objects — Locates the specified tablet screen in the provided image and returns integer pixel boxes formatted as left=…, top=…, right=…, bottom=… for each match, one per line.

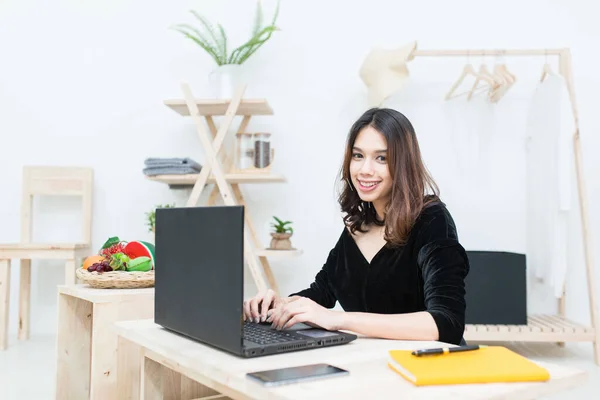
left=247, top=363, right=349, bottom=386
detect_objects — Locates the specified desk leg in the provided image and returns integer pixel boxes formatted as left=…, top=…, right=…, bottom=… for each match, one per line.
left=89, top=302, right=119, bottom=399
left=55, top=293, right=92, bottom=399
left=117, top=335, right=142, bottom=400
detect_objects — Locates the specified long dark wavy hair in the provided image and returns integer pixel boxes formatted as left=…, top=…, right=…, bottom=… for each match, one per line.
left=338, top=108, right=440, bottom=247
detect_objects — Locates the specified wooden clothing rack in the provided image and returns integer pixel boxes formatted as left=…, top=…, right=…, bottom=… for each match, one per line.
left=410, top=47, right=598, bottom=364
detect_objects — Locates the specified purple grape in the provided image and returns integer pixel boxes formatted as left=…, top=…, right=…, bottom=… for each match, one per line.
left=88, top=264, right=97, bottom=272
left=104, top=266, right=113, bottom=272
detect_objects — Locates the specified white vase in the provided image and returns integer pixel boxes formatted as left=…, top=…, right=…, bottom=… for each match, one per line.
left=208, top=64, right=243, bottom=98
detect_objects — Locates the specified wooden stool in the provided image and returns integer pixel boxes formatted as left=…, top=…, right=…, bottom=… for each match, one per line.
left=0, top=166, right=93, bottom=350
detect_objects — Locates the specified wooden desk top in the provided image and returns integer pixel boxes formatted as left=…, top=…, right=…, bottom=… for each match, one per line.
left=114, top=319, right=587, bottom=400
left=58, top=284, right=154, bottom=303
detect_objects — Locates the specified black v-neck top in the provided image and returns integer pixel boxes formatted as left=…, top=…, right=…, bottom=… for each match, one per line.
left=289, top=201, right=470, bottom=345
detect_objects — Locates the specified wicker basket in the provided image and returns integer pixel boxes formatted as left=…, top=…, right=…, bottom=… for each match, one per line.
left=76, top=268, right=155, bottom=289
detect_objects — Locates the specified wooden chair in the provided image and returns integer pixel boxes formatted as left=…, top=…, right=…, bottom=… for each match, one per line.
left=0, top=166, right=93, bottom=350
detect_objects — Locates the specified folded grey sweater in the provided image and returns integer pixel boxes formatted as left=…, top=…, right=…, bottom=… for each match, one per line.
left=144, top=157, right=202, bottom=170
left=143, top=166, right=200, bottom=176
left=142, top=157, right=202, bottom=176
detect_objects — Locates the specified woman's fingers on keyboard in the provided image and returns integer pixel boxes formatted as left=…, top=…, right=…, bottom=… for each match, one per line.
left=243, top=300, right=249, bottom=321
left=261, top=292, right=275, bottom=322
left=250, top=297, right=263, bottom=322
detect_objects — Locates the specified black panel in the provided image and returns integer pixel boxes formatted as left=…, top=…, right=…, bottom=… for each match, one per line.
left=154, top=205, right=245, bottom=355
left=465, top=251, right=528, bottom=325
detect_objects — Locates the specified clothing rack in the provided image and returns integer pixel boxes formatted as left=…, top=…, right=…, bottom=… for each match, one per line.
left=411, top=47, right=598, bottom=364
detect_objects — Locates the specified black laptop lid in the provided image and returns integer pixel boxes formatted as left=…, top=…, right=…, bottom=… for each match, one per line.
left=154, top=205, right=245, bottom=355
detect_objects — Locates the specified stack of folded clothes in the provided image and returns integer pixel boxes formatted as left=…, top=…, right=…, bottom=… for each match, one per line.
left=142, top=157, right=202, bottom=176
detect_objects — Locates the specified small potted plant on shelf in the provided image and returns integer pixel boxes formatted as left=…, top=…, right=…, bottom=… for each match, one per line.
left=269, top=216, right=294, bottom=250
left=170, top=0, right=281, bottom=98
left=146, top=203, right=176, bottom=234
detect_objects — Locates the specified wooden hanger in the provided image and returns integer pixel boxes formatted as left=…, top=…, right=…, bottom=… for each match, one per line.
left=540, top=49, right=554, bottom=82
left=445, top=63, right=480, bottom=100
left=467, top=64, right=500, bottom=100
left=540, top=62, right=554, bottom=82
left=488, top=57, right=516, bottom=102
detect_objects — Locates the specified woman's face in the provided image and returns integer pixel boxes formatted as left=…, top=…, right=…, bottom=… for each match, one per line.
left=349, top=126, right=392, bottom=206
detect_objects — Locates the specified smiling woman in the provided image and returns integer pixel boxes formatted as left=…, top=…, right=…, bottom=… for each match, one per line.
left=339, top=108, right=441, bottom=247
left=243, top=107, right=470, bottom=346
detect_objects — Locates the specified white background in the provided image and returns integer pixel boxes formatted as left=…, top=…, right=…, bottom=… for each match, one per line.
left=0, top=0, right=598, bottom=342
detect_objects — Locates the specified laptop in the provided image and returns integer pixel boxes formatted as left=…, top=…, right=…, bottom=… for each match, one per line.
left=154, top=205, right=357, bottom=358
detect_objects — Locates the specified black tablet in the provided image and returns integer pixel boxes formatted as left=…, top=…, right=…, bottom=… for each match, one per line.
left=246, top=363, right=349, bottom=387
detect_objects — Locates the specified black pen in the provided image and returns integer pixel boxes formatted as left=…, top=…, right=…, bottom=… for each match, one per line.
left=411, top=344, right=486, bottom=356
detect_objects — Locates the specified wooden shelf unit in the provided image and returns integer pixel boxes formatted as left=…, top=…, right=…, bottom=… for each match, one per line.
left=146, top=173, right=286, bottom=186
left=164, top=98, right=273, bottom=116
left=151, top=84, right=300, bottom=294
left=255, top=249, right=303, bottom=260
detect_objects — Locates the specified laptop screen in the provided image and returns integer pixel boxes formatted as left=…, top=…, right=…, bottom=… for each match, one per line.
left=154, top=205, right=245, bottom=355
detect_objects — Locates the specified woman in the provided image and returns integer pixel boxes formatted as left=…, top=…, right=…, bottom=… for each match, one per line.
left=243, top=107, right=470, bottom=345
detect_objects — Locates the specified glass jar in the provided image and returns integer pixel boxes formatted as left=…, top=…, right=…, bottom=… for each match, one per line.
left=235, top=133, right=254, bottom=170
left=253, top=133, right=272, bottom=168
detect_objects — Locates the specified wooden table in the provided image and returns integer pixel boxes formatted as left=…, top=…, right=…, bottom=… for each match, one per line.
left=55, top=284, right=155, bottom=400
left=114, top=319, right=588, bottom=400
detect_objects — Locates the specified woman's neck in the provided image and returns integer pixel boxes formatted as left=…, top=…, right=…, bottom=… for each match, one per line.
left=372, top=199, right=387, bottom=221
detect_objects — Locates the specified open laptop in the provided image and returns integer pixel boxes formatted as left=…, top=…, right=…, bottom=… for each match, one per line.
left=154, top=205, right=357, bottom=358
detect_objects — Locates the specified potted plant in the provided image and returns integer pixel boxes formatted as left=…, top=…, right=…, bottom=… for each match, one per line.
left=171, top=0, right=281, bottom=98
left=269, top=216, right=293, bottom=250
left=146, top=203, right=176, bottom=233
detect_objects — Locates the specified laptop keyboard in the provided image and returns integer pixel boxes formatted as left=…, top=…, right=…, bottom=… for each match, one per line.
left=243, top=322, right=299, bottom=345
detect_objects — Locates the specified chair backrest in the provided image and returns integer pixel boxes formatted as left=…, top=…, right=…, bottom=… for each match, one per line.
left=21, top=166, right=93, bottom=244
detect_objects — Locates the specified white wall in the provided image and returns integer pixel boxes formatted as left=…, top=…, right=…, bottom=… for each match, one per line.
left=0, top=0, right=599, bottom=340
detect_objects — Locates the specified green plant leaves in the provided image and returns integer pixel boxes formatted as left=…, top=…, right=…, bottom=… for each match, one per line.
left=271, top=216, right=293, bottom=233
left=228, top=25, right=278, bottom=65
left=146, top=203, right=176, bottom=232
left=170, top=24, right=224, bottom=65
left=171, top=0, right=280, bottom=66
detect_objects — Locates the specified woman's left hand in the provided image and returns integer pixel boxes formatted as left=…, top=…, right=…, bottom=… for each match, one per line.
left=267, top=297, right=343, bottom=331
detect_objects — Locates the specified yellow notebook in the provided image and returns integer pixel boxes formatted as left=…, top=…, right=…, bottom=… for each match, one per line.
left=388, top=346, right=550, bottom=386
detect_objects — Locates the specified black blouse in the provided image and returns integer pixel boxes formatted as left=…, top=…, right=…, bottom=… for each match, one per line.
left=289, top=201, right=470, bottom=345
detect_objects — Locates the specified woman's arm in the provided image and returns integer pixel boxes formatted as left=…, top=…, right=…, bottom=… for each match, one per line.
left=416, top=238, right=470, bottom=345
left=337, top=310, right=439, bottom=341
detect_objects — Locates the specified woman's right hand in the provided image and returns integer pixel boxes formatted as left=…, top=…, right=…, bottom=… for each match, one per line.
left=243, top=289, right=282, bottom=323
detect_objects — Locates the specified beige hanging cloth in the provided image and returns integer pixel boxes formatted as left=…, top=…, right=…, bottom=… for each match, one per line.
left=359, top=41, right=418, bottom=107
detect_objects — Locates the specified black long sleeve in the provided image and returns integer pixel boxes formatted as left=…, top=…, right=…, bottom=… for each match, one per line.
left=288, top=201, right=469, bottom=345
left=289, top=247, right=338, bottom=309
left=417, top=238, right=469, bottom=345
left=412, top=202, right=470, bottom=345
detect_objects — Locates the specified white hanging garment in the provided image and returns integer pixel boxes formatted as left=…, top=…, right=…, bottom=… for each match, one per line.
left=525, top=74, right=575, bottom=298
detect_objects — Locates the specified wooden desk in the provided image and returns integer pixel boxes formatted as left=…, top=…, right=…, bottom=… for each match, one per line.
left=114, top=319, right=587, bottom=400
left=55, top=284, right=154, bottom=400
